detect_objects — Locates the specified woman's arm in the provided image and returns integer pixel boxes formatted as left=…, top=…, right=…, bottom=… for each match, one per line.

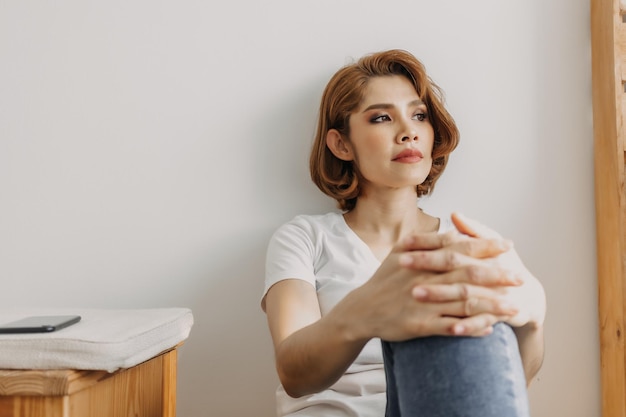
left=264, top=279, right=368, bottom=398
left=264, top=236, right=522, bottom=397
left=497, top=247, right=546, bottom=385
left=513, top=322, right=545, bottom=385
left=425, top=212, right=547, bottom=384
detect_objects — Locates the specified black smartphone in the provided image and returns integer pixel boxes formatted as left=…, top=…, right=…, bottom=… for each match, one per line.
left=0, top=315, right=81, bottom=334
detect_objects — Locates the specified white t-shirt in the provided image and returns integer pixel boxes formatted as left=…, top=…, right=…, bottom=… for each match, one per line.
left=263, top=211, right=452, bottom=417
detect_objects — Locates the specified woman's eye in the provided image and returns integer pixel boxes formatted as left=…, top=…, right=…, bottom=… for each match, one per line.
left=371, top=114, right=391, bottom=123
left=413, top=112, right=428, bottom=121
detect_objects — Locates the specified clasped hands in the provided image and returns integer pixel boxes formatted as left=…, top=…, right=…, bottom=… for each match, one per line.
left=349, top=212, right=546, bottom=342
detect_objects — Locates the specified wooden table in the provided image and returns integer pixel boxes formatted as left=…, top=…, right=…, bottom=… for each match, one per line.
left=0, top=348, right=177, bottom=417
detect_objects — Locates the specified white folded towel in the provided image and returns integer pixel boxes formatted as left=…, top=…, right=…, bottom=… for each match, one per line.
left=0, top=308, right=193, bottom=372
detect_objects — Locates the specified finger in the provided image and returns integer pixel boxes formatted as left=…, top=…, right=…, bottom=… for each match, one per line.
left=417, top=264, right=523, bottom=287
left=398, top=231, right=455, bottom=252
left=430, top=297, right=518, bottom=318
left=451, top=212, right=502, bottom=239
left=399, top=248, right=479, bottom=272
left=409, top=315, right=498, bottom=338
left=445, top=237, right=513, bottom=259
left=505, top=310, right=532, bottom=328
left=449, top=314, right=502, bottom=336
left=411, top=316, right=463, bottom=337
left=400, top=229, right=483, bottom=251
left=399, top=228, right=511, bottom=259
left=412, top=283, right=510, bottom=303
left=473, top=325, right=495, bottom=337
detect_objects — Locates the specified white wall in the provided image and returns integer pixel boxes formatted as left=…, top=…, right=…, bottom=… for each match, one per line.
left=0, top=1, right=597, bottom=416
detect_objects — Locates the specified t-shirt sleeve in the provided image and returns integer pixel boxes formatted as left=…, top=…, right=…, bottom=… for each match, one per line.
left=262, top=216, right=318, bottom=308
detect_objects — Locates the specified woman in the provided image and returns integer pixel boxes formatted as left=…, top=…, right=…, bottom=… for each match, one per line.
left=262, top=49, right=546, bottom=417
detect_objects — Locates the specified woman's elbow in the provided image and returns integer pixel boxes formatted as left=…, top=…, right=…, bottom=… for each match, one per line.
left=277, top=367, right=312, bottom=398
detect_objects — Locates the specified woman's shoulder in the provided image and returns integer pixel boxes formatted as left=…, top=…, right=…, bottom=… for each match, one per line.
left=268, top=212, right=344, bottom=244
left=279, top=212, right=344, bottom=232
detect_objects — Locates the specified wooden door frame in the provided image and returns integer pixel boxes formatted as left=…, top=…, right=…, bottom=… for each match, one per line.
left=591, top=0, right=626, bottom=416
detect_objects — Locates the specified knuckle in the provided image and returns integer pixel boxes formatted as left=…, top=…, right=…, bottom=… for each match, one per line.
left=463, top=297, right=477, bottom=316
left=410, top=234, right=425, bottom=247
left=485, top=314, right=498, bottom=326
left=465, top=265, right=484, bottom=283
left=461, top=240, right=478, bottom=255
left=498, top=299, right=518, bottom=314
left=406, top=318, right=426, bottom=336
left=441, top=231, right=458, bottom=246
left=457, top=283, right=470, bottom=300
left=412, top=251, right=428, bottom=266
left=445, top=251, right=461, bottom=268
left=399, top=253, right=413, bottom=267
left=463, top=300, right=471, bottom=316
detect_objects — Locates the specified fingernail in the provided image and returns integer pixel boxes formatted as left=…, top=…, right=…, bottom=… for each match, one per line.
left=412, top=287, right=428, bottom=299
left=500, top=302, right=518, bottom=313
left=399, top=254, right=412, bottom=266
left=453, top=324, right=465, bottom=335
left=512, top=272, right=524, bottom=285
left=504, top=270, right=523, bottom=285
left=498, top=240, right=512, bottom=250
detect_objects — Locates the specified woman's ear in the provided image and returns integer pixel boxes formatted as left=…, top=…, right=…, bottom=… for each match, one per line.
left=326, top=129, right=354, bottom=161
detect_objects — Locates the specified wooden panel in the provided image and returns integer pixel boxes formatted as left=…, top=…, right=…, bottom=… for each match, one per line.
left=68, top=352, right=170, bottom=417
left=591, top=0, right=626, bottom=416
left=0, top=350, right=177, bottom=417
left=0, top=396, right=68, bottom=417
left=622, top=88, right=626, bottom=151
left=161, top=347, right=177, bottom=417
left=0, top=369, right=109, bottom=396
left=619, top=22, right=626, bottom=82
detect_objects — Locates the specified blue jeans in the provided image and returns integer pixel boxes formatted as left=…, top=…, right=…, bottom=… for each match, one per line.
left=382, top=323, right=530, bottom=417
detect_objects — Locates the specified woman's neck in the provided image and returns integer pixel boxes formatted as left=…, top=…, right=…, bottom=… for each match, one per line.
left=343, top=187, right=439, bottom=259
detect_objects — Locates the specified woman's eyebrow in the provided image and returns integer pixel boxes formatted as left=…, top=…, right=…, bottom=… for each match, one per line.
left=361, top=99, right=425, bottom=113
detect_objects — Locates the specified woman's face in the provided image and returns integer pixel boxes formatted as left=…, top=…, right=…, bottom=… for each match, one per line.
left=346, top=75, right=435, bottom=191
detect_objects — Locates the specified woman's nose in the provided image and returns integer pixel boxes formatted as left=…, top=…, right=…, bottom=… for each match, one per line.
left=396, top=117, right=419, bottom=143
left=396, top=131, right=419, bottom=144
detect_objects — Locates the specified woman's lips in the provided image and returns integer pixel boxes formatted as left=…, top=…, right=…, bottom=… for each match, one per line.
left=392, top=149, right=424, bottom=163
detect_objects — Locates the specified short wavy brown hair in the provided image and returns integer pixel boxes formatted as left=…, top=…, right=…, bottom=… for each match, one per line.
left=309, top=49, right=460, bottom=211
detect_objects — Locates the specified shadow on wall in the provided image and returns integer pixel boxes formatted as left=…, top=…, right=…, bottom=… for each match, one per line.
left=178, top=230, right=279, bottom=416
left=176, top=74, right=336, bottom=416
left=250, top=71, right=338, bottom=217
